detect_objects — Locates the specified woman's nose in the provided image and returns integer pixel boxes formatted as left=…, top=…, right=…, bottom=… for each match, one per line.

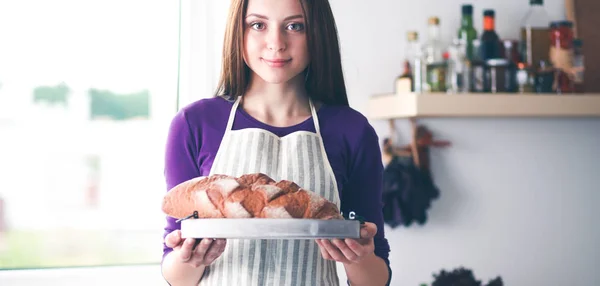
left=266, top=28, right=286, bottom=51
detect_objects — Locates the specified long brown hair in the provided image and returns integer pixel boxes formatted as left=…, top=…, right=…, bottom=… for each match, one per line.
left=214, top=0, right=349, bottom=106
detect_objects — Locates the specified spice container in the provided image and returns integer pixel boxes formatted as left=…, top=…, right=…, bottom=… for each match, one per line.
left=549, top=21, right=574, bottom=94
left=503, top=40, right=520, bottom=64
left=534, top=60, right=554, bottom=93
left=484, top=59, right=517, bottom=93
left=516, top=63, right=535, bottom=93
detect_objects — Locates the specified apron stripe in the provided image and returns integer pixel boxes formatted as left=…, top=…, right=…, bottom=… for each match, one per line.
left=294, top=240, right=306, bottom=286
left=274, top=239, right=288, bottom=285
left=317, top=244, right=324, bottom=285
left=285, top=240, right=298, bottom=285
left=255, top=133, right=266, bottom=174
left=212, top=251, right=223, bottom=285
left=311, top=136, right=326, bottom=205
left=240, top=239, right=251, bottom=286
left=307, top=241, right=316, bottom=285
left=266, top=240, right=275, bottom=284
left=331, top=260, right=338, bottom=284
left=291, top=135, right=300, bottom=185
left=240, top=131, right=255, bottom=176
left=303, top=135, right=313, bottom=192
left=222, top=241, right=230, bottom=285
left=268, top=135, right=278, bottom=180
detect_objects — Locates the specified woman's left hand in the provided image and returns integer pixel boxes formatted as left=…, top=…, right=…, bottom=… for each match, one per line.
left=315, top=222, right=377, bottom=265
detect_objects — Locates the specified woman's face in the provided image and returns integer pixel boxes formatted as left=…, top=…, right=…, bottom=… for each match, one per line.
left=243, top=0, right=309, bottom=85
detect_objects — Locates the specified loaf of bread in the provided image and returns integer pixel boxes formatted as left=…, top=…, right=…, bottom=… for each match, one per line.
left=162, top=173, right=343, bottom=220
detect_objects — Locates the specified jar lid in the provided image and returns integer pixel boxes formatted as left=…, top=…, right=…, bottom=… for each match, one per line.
left=550, top=21, right=573, bottom=28
left=428, top=17, right=440, bottom=25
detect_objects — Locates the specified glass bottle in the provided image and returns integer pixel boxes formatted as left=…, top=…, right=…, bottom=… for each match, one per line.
left=424, top=17, right=444, bottom=64
left=405, top=31, right=421, bottom=67
left=457, top=4, right=478, bottom=61
left=479, top=9, right=502, bottom=61
left=520, top=0, right=551, bottom=68
left=395, top=60, right=413, bottom=94
left=447, top=38, right=468, bottom=93
left=423, top=17, right=446, bottom=92
left=395, top=31, right=422, bottom=93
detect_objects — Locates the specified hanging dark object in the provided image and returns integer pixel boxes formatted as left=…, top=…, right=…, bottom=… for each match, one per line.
left=381, top=118, right=450, bottom=228
left=430, top=266, right=504, bottom=286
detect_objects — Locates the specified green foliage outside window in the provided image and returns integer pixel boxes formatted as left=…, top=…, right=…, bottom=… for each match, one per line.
left=31, top=83, right=151, bottom=121
left=88, top=88, right=150, bottom=120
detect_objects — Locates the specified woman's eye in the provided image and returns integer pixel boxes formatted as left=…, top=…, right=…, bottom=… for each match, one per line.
left=287, top=23, right=304, bottom=31
left=250, top=22, right=265, bottom=30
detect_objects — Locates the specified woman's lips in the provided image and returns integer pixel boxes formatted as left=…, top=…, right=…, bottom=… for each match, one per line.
left=262, top=58, right=291, bottom=67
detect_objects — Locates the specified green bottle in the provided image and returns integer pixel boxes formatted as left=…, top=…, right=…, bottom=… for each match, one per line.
left=457, top=4, right=478, bottom=61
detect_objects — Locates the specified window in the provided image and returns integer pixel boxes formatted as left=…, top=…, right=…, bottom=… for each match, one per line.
left=0, top=0, right=180, bottom=269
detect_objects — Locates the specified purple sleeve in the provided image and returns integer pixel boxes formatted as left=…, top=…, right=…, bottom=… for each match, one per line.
left=162, top=109, right=201, bottom=260
left=339, top=122, right=391, bottom=266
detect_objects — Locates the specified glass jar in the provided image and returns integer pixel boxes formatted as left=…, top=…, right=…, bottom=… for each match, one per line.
left=549, top=21, right=574, bottom=94
left=572, top=39, right=585, bottom=93
left=484, top=59, right=517, bottom=93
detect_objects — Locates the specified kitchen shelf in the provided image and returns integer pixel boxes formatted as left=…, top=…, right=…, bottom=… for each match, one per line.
left=367, top=92, right=600, bottom=119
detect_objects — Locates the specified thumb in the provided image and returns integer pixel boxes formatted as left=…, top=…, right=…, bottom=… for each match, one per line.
left=165, top=230, right=182, bottom=248
left=359, top=223, right=377, bottom=239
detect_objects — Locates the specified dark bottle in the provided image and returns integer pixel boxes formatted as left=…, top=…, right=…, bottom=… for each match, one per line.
left=395, top=60, right=413, bottom=93
left=457, top=4, right=478, bottom=61
left=479, top=10, right=502, bottom=61
left=520, top=0, right=551, bottom=68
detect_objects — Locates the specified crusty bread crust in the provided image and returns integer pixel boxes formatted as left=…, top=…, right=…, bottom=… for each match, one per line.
left=162, top=173, right=342, bottom=220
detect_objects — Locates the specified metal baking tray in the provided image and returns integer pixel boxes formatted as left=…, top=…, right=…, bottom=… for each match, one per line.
left=180, top=218, right=361, bottom=239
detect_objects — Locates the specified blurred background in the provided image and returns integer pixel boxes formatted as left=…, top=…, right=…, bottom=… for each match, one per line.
left=1, top=0, right=599, bottom=285
left=0, top=0, right=178, bottom=271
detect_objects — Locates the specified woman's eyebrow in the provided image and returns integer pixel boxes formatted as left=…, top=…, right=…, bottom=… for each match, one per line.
left=245, top=13, right=303, bottom=21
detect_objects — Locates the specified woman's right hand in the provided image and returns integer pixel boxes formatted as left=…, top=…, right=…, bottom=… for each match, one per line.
left=165, top=230, right=227, bottom=268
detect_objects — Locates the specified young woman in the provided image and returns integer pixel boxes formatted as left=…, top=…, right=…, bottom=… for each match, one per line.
left=161, top=0, right=391, bottom=285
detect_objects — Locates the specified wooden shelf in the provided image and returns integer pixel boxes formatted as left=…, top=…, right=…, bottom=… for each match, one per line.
left=367, top=92, right=600, bottom=119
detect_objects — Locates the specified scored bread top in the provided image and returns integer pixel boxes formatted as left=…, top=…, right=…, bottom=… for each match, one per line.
left=162, top=173, right=343, bottom=220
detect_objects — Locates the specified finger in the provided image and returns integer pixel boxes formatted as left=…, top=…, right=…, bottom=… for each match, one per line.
left=316, top=240, right=333, bottom=261
left=192, top=238, right=213, bottom=259
left=214, top=239, right=227, bottom=252
left=320, top=239, right=348, bottom=263
left=202, top=239, right=224, bottom=264
left=331, top=239, right=359, bottom=262
left=165, top=230, right=182, bottom=248
left=346, top=238, right=373, bottom=257
left=179, top=238, right=196, bottom=261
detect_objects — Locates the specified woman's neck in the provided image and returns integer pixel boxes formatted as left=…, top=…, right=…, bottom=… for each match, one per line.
left=241, top=73, right=312, bottom=127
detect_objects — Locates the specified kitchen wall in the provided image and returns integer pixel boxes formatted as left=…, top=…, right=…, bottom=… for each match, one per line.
left=195, top=0, right=600, bottom=285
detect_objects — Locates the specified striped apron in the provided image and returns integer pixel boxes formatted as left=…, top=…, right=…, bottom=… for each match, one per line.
left=199, top=96, right=341, bottom=286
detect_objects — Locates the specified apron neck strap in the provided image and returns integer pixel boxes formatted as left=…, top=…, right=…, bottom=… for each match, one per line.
left=225, top=96, right=241, bottom=132
left=226, top=95, right=321, bottom=135
left=308, top=97, right=321, bottom=135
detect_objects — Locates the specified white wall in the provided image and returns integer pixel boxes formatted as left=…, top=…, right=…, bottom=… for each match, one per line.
left=200, top=0, right=600, bottom=285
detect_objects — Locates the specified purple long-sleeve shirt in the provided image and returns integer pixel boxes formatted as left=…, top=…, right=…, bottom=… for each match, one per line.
left=163, top=96, right=390, bottom=266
